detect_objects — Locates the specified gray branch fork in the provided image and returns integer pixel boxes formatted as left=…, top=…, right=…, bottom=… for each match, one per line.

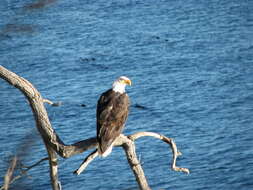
left=0, top=65, right=189, bottom=190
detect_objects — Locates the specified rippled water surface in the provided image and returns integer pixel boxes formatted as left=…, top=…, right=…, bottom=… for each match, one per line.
left=1, top=0, right=253, bottom=189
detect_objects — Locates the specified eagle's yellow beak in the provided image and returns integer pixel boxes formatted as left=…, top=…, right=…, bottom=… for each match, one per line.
left=124, top=78, right=132, bottom=86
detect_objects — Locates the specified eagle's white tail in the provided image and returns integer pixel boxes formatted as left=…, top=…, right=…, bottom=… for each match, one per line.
left=98, top=144, right=113, bottom=157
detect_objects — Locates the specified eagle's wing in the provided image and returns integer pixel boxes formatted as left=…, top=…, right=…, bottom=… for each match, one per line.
left=96, top=89, right=130, bottom=155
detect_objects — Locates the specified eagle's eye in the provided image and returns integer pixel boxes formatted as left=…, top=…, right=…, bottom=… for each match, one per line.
left=119, top=79, right=125, bottom=83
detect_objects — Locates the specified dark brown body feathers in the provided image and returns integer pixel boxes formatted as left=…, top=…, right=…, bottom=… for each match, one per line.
left=96, top=89, right=130, bottom=155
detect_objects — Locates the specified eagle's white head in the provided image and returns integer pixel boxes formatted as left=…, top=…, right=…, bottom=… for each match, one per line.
left=112, top=76, right=132, bottom=93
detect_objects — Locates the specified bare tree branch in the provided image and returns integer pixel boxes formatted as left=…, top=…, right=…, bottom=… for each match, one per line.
left=128, top=132, right=190, bottom=174
left=43, top=99, right=54, bottom=105
left=120, top=135, right=151, bottom=190
left=21, top=157, right=49, bottom=170
left=74, top=150, right=98, bottom=175
left=2, top=156, right=17, bottom=190
left=0, top=157, right=48, bottom=190
left=43, top=99, right=62, bottom=107
left=0, top=65, right=190, bottom=190
left=72, top=132, right=189, bottom=190
left=45, top=143, right=61, bottom=190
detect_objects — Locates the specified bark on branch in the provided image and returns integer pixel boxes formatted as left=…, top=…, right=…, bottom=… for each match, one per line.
left=0, top=65, right=189, bottom=190
left=2, top=156, right=17, bottom=190
left=0, top=157, right=48, bottom=190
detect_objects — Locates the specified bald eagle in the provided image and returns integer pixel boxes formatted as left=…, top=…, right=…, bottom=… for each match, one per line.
left=96, top=76, right=131, bottom=157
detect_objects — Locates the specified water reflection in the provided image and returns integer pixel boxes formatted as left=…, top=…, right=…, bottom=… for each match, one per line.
left=24, top=0, right=57, bottom=10
left=2, top=23, right=35, bottom=33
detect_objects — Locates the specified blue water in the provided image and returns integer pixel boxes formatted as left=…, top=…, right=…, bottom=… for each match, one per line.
left=1, top=0, right=253, bottom=189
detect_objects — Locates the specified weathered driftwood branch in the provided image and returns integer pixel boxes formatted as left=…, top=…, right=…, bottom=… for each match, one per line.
left=0, top=157, right=48, bottom=190
left=43, top=99, right=62, bottom=107
left=120, top=135, right=151, bottom=190
left=74, top=150, right=98, bottom=175
left=128, top=132, right=190, bottom=174
left=0, top=65, right=189, bottom=190
left=73, top=133, right=189, bottom=190
left=21, top=157, right=49, bottom=170
left=45, top=143, right=61, bottom=190
left=2, top=156, right=17, bottom=190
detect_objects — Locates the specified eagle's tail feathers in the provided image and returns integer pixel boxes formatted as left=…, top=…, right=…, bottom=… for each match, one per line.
left=98, top=143, right=114, bottom=157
